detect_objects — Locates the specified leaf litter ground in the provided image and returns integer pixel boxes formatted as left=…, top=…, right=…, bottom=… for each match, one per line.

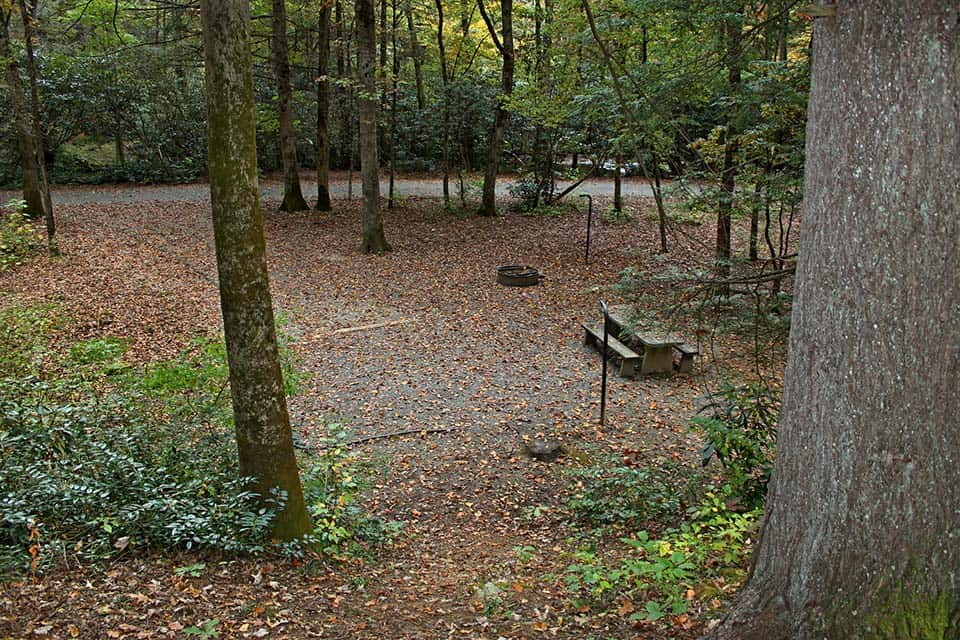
left=0, top=186, right=784, bottom=639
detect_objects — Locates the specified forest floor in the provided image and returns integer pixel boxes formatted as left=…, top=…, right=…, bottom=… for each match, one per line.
left=0, top=183, right=786, bottom=640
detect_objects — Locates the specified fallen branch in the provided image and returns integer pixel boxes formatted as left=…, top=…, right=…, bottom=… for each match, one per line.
left=345, top=427, right=457, bottom=447
left=332, top=319, right=413, bottom=334
left=685, top=268, right=796, bottom=287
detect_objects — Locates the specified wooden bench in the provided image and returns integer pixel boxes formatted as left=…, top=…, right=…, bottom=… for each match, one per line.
left=582, top=323, right=642, bottom=377
left=674, top=343, right=699, bottom=373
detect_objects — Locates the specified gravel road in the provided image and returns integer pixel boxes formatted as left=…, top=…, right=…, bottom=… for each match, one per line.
left=2, top=174, right=660, bottom=206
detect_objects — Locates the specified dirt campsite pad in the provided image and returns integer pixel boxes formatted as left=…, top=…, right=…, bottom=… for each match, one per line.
left=0, top=188, right=779, bottom=639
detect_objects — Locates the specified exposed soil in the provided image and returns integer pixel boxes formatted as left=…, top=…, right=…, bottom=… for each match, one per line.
left=0, top=187, right=784, bottom=640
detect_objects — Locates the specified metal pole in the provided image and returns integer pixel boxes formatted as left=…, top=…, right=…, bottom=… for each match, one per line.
left=599, top=299, right=609, bottom=427
left=579, top=194, right=593, bottom=265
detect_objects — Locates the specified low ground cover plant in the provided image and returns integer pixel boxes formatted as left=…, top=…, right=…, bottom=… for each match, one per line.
left=0, top=305, right=394, bottom=577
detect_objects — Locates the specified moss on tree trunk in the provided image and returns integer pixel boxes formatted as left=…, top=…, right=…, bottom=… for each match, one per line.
left=199, top=0, right=312, bottom=541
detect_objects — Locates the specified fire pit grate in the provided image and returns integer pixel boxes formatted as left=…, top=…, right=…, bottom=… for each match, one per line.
left=497, top=264, right=544, bottom=287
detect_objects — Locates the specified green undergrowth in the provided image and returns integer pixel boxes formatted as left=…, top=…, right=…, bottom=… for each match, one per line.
left=1, top=200, right=45, bottom=272
left=564, top=479, right=760, bottom=627
left=0, top=304, right=396, bottom=578
left=558, top=381, right=780, bottom=627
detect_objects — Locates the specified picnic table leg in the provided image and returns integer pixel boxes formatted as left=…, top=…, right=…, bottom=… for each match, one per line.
left=640, top=345, right=674, bottom=374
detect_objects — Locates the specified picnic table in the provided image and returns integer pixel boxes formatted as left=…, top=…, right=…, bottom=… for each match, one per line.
left=582, top=306, right=699, bottom=375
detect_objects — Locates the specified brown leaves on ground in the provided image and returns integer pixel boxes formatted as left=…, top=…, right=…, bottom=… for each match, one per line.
left=0, top=187, right=782, bottom=639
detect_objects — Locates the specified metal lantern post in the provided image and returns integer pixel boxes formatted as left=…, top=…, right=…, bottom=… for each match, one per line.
left=599, top=299, right=610, bottom=427
left=579, top=194, right=593, bottom=264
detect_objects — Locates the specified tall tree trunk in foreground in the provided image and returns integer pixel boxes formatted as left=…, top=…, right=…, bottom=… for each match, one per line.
left=315, top=0, right=333, bottom=211
left=199, top=0, right=312, bottom=541
left=478, top=0, right=514, bottom=216
left=705, top=3, right=959, bottom=638
left=355, top=0, right=391, bottom=253
left=272, top=0, right=309, bottom=212
left=0, top=10, right=43, bottom=219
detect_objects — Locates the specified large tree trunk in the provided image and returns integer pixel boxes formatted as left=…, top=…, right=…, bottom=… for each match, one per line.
left=478, top=0, right=514, bottom=217
left=199, top=0, right=312, bottom=541
left=705, top=3, right=960, bottom=638
left=355, top=0, right=391, bottom=253
left=0, top=11, right=43, bottom=219
left=272, top=0, right=309, bottom=212
left=315, top=1, right=332, bottom=211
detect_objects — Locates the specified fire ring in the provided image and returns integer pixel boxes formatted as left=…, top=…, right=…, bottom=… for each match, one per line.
left=497, top=264, right=544, bottom=287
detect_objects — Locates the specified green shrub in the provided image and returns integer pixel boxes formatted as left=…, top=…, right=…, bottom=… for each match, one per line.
left=1, top=200, right=44, bottom=271
left=0, top=377, right=275, bottom=576
left=300, top=424, right=402, bottom=555
left=0, top=315, right=382, bottom=576
left=692, top=382, right=779, bottom=508
left=0, top=303, right=59, bottom=378
left=566, top=461, right=693, bottom=528
left=564, top=490, right=759, bottom=625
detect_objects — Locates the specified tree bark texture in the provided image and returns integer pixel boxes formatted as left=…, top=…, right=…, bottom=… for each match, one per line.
left=478, top=0, right=513, bottom=217
left=0, top=10, right=43, bottom=219
left=18, top=0, right=52, bottom=244
left=355, top=0, right=391, bottom=253
left=199, top=0, right=312, bottom=541
left=315, top=1, right=332, bottom=211
left=272, top=0, right=309, bottom=212
left=705, top=3, right=959, bottom=638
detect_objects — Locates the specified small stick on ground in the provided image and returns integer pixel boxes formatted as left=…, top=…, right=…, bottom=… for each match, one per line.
left=332, top=319, right=413, bottom=334
left=345, top=427, right=456, bottom=447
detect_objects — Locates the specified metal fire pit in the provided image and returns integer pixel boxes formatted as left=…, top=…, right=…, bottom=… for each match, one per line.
left=497, top=264, right=543, bottom=287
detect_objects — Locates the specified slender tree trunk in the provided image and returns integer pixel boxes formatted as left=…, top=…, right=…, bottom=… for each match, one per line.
left=378, top=0, right=387, bottom=156
left=404, top=0, right=424, bottom=111
left=706, top=4, right=960, bottom=637
left=613, top=157, right=622, bottom=211
left=17, top=0, right=53, bottom=245
left=355, top=0, right=391, bottom=253
left=748, top=180, right=761, bottom=261
left=715, top=10, right=742, bottom=286
left=315, top=1, right=333, bottom=211
left=199, top=0, right=312, bottom=541
left=387, top=0, right=398, bottom=209
left=272, top=0, right=309, bottom=211
left=335, top=0, right=349, bottom=168
left=0, top=11, right=43, bottom=219
left=435, top=0, right=451, bottom=206
left=478, top=0, right=514, bottom=216
left=653, top=155, right=667, bottom=253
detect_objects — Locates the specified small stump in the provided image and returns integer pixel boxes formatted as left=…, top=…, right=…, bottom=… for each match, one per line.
left=524, top=438, right=563, bottom=462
